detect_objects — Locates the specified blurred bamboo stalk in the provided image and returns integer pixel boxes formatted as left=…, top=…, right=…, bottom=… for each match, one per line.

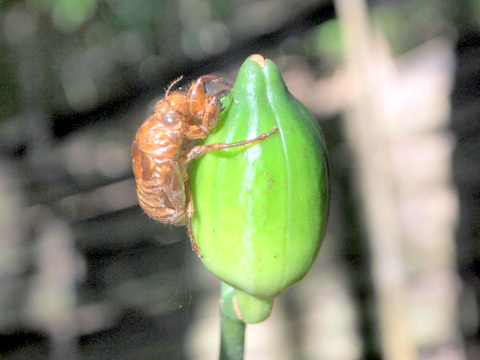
left=334, top=0, right=417, bottom=359
left=334, top=0, right=466, bottom=359
left=26, top=209, right=85, bottom=360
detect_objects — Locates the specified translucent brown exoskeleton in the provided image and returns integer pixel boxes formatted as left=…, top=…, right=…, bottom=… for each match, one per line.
left=132, top=75, right=278, bottom=253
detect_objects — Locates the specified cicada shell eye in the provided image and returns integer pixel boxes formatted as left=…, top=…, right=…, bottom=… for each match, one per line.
left=158, top=109, right=183, bottom=130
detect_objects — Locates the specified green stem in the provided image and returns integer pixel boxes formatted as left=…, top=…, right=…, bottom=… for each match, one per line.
left=219, top=282, right=245, bottom=360
left=220, top=310, right=245, bottom=360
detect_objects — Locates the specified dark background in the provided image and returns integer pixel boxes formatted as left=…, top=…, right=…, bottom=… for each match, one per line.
left=0, top=0, right=479, bottom=359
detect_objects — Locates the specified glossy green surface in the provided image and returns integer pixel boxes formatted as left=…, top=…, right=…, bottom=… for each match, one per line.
left=190, top=55, right=329, bottom=298
left=221, top=282, right=273, bottom=324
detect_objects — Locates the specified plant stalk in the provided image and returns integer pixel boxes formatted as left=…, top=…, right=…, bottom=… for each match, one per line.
left=220, top=311, right=245, bottom=360
left=219, top=282, right=245, bottom=360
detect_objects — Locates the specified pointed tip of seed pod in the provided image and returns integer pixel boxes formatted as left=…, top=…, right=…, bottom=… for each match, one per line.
left=249, top=54, right=267, bottom=68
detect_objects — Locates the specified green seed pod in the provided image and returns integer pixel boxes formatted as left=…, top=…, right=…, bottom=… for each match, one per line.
left=190, top=54, right=329, bottom=303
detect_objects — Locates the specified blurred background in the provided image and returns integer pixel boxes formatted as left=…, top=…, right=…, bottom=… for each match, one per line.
left=0, top=0, right=478, bottom=359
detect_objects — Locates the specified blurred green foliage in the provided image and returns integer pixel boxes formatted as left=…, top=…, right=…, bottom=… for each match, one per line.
left=0, top=0, right=463, bottom=123
left=27, top=0, right=97, bottom=32
left=308, top=19, right=343, bottom=69
left=370, top=2, right=453, bottom=55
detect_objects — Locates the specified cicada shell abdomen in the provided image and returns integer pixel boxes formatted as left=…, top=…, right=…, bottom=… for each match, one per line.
left=132, top=116, right=187, bottom=224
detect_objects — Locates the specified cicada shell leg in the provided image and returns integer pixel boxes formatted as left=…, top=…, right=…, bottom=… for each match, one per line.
left=185, top=183, right=202, bottom=257
left=184, top=127, right=279, bottom=164
left=187, top=76, right=233, bottom=135
left=190, top=75, right=233, bottom=92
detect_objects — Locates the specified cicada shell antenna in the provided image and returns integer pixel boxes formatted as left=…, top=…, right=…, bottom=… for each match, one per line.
left=165, top=76, right=184, bottom=97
